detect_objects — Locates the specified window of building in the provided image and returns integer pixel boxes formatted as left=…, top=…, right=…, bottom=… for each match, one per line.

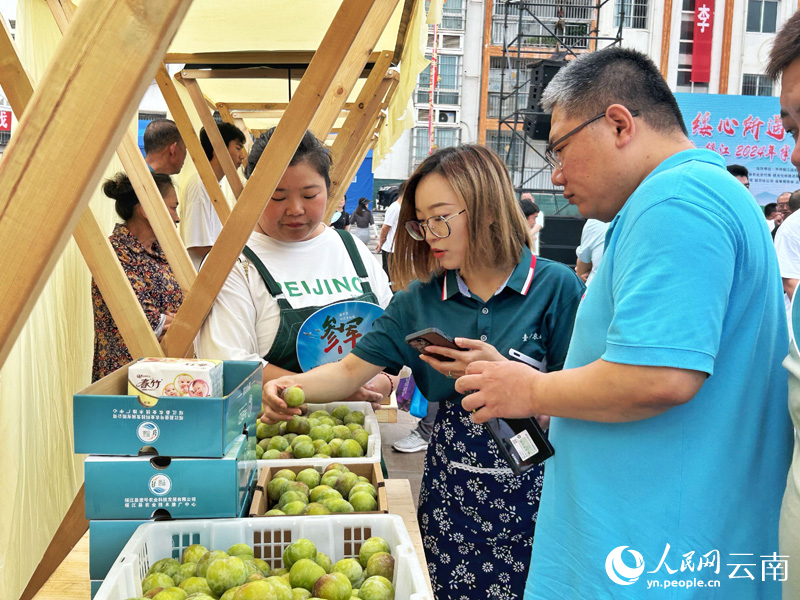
left=746, top=0, right=779, bottom=33
left=614, top=0, right=648, bottom=28
left=676, top=0, right=709, bottom=93
left=426, top=0, right=465, bottom=30
left=490, top=0, right=593, bottom=48
left=412, top=126, right=461, bottom=169
left=742, top=73, right=774, bottom=95
left=416, top=54, right=462, bottom=105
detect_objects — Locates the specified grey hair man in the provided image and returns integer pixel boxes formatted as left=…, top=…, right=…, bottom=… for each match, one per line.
left=458, top=46, right=791, bottom=599
left=143, top=119, right=187, bottom=175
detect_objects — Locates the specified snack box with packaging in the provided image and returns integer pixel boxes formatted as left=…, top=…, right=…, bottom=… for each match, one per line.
left=74, top=361, right=261, bottom=458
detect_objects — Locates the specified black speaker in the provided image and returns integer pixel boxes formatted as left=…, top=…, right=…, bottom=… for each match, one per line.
left=539, top=216, right=585, bottom=247
left=527, top=59, right=566, bottom=111
left=523, top=114, right=551, bottom=141
left=524, top=59, right=566, bottom=142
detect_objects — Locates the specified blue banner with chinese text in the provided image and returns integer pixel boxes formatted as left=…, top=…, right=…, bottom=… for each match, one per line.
left=676, top=93, right=797, bottom=205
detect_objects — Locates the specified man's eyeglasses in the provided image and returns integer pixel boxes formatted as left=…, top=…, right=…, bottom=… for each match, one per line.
left=405, top=209, right=466, bottom=241
left=545, top=109, right=640, bottom=170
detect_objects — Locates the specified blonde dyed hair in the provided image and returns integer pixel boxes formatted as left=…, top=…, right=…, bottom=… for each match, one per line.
left=391, top=144, right=531, bottom=290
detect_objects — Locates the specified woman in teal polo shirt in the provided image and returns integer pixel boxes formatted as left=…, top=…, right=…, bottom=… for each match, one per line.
left=262, top=145, right=584, bottom=599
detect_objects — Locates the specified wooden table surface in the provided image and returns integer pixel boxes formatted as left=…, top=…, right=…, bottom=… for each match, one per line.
left=32, top=478, right=431, bottom=599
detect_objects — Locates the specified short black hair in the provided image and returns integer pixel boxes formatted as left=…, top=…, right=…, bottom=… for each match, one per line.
left=244, top=128, right=331, bottom=189
left=542, top=47, right=688, bottom=136
left=199, top=122, right=246, bottom=161
left=103, top=172, right=174, bottom=221
left=143, top=119, right=183, bottom=155
left=726, top=164, right=749, bottom=178
left=765, top=203, right=778, bottom=217
left=790, top=190, right=800, bottom=213
left=767, top=10, right=800, bottom=80
left=519, top=198, right=540, bottom=219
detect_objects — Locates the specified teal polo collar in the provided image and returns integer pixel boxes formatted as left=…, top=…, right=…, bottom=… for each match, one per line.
left=440, top=245, right=537, bottom=301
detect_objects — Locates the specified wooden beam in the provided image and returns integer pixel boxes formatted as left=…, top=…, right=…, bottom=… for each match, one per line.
left=181, top=67, right=303, bottom=80
left=164, top=50, right=383, bottom=66
left=0, top=19, right=165, bottom=362
left=0, top=16, right=34, bottom=112
left=19, top=486, right=88, bottom=600
left=183, top=78, right=244, bottom=198
left=46, top=0, right=196, bottom=299
left=216, top=102, right=236, bottom=124
left=719, top=0, right=735, bottom=93
left=155, top=64, right=232, bottom=223
left=73, top=210, right=165, bottom=358
left=227, top=102, right=355, bottom=113
left=44, top=0, right=76, bottom=34
left=308, top=45, right=397, bottom=142
left=161, top=0, right=400, bottom=358
left=0, top=0, right=193, bottom=369
left=116, top=132, right=197, bottom=291
left=326, top=71, right=398, bottom=219
left=659, top=0, right=673, bottom=79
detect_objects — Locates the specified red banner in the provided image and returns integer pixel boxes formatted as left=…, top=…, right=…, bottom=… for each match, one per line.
left=0, top=109, right=10, bottom=132
left=692, top=2, right=714, bottom=83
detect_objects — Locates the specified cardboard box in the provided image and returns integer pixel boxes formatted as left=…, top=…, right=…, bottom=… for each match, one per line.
left=249, top=462, right=388, bottom=517
left=89, top=488, right=255, bottom=582
left=84, top=435, right=256, bottom=520
left=89, top=520, right=151, bottom=580
left=128, top=358, right=223, bottom=405
left=74, top=361, right=261, bottom=458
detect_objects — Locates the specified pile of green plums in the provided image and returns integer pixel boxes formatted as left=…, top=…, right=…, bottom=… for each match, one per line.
left=256, top=405, right=369, bottom=461
left=262, top=464, right=379, bottom=516
left=125, top=535, right=396, bottom=600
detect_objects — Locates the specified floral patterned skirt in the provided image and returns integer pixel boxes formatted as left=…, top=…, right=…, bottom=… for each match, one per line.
left=418, top=400, right=543, bottom=600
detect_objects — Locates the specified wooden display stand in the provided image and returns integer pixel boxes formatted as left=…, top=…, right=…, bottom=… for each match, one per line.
left=0, top=1, right=417, bottom=598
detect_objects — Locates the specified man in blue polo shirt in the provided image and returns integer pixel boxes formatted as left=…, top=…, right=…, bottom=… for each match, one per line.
left=460, top=47, right=793, bottom=598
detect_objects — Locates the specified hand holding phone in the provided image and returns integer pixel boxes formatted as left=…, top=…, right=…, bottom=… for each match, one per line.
left=405, top=327, right=463, bottom=362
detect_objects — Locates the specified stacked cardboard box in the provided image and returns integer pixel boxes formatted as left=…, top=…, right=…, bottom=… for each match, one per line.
left=73, top=360, right=262, bottom=595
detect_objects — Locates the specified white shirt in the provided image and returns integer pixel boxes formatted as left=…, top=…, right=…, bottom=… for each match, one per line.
left=194, top=228, right=393, bottom=366
left=380, top=201, right=401, bottom=253
left=575, top=219, right=609, bottom=285
left=180, top=172, right=224, bottom=270
left=774, top=210, right=800, bottom=339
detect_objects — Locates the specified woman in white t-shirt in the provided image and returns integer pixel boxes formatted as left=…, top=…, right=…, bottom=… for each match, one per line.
left=195, top=129, right=394, bottom=403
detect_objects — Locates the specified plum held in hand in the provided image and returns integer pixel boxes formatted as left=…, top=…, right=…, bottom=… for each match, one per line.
left=282, top=386, right=306, bottom=408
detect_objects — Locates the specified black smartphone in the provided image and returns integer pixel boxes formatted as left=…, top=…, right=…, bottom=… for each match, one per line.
left=484, top=416, right=554, bottom=475
left=405, top=327, right=462, bottom=362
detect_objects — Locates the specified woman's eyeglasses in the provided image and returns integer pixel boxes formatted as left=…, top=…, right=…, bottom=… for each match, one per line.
left=405, top=209, right=466, bottom=241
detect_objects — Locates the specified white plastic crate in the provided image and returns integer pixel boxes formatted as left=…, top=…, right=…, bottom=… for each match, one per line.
left=256, top=401, right=382, bottom=469
left=94, top=514, right=430, bottom=600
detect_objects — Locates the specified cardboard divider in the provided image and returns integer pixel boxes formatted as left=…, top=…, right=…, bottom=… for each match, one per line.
left=249, top=462, right=387, bottom=517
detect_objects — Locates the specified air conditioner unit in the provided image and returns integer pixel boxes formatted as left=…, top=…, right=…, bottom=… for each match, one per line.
left=438, top=110, right=458, bottom=124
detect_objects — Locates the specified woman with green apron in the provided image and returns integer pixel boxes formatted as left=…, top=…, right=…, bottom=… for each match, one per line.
left=195, top=128, right=394, bottom=408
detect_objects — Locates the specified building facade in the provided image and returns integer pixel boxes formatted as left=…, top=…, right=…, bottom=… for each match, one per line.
left=378, top=0, right=797, bottom=212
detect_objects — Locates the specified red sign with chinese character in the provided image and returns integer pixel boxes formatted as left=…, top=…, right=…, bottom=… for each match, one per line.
left=692, top=2, right=714, bottom=83
left=0, top=109, right=10, bottom=132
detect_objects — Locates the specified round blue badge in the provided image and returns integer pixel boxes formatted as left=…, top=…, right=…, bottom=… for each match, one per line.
left=296, top=301, right=384, bottom=372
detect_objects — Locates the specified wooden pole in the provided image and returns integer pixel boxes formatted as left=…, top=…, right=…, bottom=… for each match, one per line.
left=73, top=210, right=165, bottom=359
left=0, top=0, right=193, bottom=369
left=45, top=1, right=197, bottom=294
left=161, top=0, right=399, bottom=358
left=0, top=2, right=193, bottom=596
left=182, top=77, right=244, bottom=198
left=155, top=65, right=232, bottom=223
left=326, top=70, right=398, bottom=221
left=0, top=0, right=174, bottom=360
